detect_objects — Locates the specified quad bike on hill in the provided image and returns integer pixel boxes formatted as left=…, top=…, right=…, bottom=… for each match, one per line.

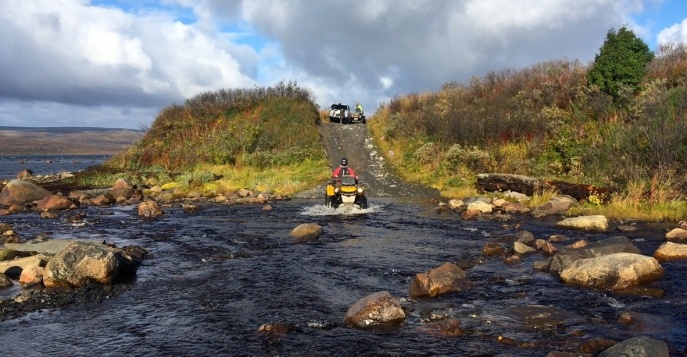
left=325, top=175, right=368, bottom=209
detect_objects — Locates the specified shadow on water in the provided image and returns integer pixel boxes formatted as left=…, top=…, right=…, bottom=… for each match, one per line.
left=0, top=198, right=686, bottom=356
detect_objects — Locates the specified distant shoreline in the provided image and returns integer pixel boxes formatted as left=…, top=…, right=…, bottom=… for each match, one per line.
left=0, top=126, right=143, bottom=156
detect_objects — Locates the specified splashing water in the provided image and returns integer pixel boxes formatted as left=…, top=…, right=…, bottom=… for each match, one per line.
left=300, top=203, right=382, bottom=216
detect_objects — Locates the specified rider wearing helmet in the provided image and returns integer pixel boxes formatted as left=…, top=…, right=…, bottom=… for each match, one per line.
left=355, top=103, right=363, bottom=114
left=332, top=157, right=359, bottom=183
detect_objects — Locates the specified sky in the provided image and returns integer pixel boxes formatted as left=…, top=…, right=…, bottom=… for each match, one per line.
left=0, top=0, right=686, bottom=129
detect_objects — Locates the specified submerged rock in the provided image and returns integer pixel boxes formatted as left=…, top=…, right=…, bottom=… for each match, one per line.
left=289, top=223, right=323, bottom=243
left=597, top=336, right=668, bottom=357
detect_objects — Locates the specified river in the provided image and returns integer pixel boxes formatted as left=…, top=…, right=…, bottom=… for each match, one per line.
left=0, top=197, right=685, bottom=356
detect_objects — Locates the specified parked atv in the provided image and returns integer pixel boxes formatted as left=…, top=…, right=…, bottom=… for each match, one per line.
left=325, top=175, right=368, bottom=209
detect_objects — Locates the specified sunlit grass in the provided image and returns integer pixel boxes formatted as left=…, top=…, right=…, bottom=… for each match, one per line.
left=196, top=158, right=330, bottom=196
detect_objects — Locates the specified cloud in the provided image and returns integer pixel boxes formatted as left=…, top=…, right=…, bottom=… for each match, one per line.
left=0, top=0, right=665, bottom=128
left=0, top=0, right=255, bottom=111
left=657, top=18, right=687, bottom=44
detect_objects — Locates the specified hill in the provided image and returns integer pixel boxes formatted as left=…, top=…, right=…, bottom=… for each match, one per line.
left=0, top=127, right=143, bottom=155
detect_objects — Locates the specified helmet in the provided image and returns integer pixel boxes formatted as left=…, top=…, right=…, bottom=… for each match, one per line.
left=340, top=158, right=348, bottom=167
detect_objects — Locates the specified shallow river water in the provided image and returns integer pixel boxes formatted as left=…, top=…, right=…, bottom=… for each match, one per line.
left=0, top=198, right=686, bottom=356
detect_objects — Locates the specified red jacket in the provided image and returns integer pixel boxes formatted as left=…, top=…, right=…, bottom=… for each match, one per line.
left=332, top=166, right=358, bottom=180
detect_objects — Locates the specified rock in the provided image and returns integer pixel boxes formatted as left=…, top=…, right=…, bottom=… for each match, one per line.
left=535, top=239, right=558, bottom=254
left=19, top=266, right=44, bottom=285
left=560, top=253, right=664, bottom=291
left=556, top=215, right=608, bottom=231
left=532, top=195, right=577, bottom=217
left=186, top=191, right=202, bottom=199
left=665, top=228, right=687, bottom=242
left=43, top=241, right=122, bottom=287
left=546, top=352, right=592, bottom=357
left=108, top=188, right=143, bottom=202
left=548, top=236, right=641, bottom=276
left=533, top=258, right=553, bottom=272
left=409, top=262, right=471, bottom=298
left=256, top=322, right=290, bottom=339
left=419, top=318, right=464, bottom=336
left=0, top=274, right=12, bottom=287
left=69, top=190, right=91, bottom=202
left=40, top=211, right=59, bottom=219
left=513, top=241, right=536, bottom=256
left=548, top=234, right=569, bottom=242
left=514, top=230, right=535, bottom=246
left=501, top=305, right=580, bottom=331
left=5, top=240, right=76, bottom=255
left=617, top=225, right=637, bottom=232
left=482, top=242, right=505, bottom=257
left=237, top=188, right=252, bottom=198
left=461, top=209, right=482, bottom=220
left=448, top=199, right=463, bottom=210
left=467, top=201, right=492, bottom=213
left=504, top=255, right=521, bottom=265
left=343, top=291, right=406, bottom=328
left=568, top=240, right=589, bottom=249
left=91, top=194, right=113, bottom=206
left=0, top=255, right=48, bottom=277
left=501, top=201, right=530, bottom=214
left=112, top=178, right=133, bottom=189
left=138, top=200, right=164, bottom=218
left=182, top=203, right=199, bottom=212
left=261, top=204, right=272, bottom=211
left=8, top=204, right=26, bottom=213
left=2, top=230, right=21, bottom=244
left=462, top=196, right=492, bottom=205
left=653, top=241, right=687, bottom=262
left=36, top=195, right=79, bottom=211
left=0, top=223, right=12, bottom=233
left=597, top=336, right=668, bottom=357
left=0, top=179, right=52, bottom=206
left=16, top=169, right=34, bottom=179
left=579, top=338, right=617, bottom=354
left=289, top=223, right=323, bottom=243
left=617, top=311, right=673, bottom=333
left=491, top=198, right=506, bottom=207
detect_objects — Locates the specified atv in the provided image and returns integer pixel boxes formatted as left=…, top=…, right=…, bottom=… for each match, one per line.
left=325, top=175, right=368, bottom=209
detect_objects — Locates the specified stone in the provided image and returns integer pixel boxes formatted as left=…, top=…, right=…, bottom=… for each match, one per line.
left=16, top=169, right=34, bottom=180
left=483, top=242, right=505, bottom=257
left=504, top=255, right=521, bottom=265
left=290, top=223, right=323, bottom=243
left=448, top=199, right=463, bottom=210
left=36, top=195, right=79, bottom=211
left=560, top=253, right=664, bottom=291
left=19, top=266, right=44, bottom=285
left=91, top=194, right=113, bottom=206
left=653, top=241, right=687, bottom=262
left=467, top=201, right=492, bottom=213
left=597, top=336, right=668, bottom=357
left=556, top=215, right=608, bottom=232
left=514, top=230, right=535, bottom=246
left=513, top=241, right=537, bottom=256
left=0, top=179, right=52, bottom=206
left=343, top=291, right=405, bottom=328
left=501, top=201, right=531, bottom=214
left=532, top=195, right=577, bottom=217
left=40, top=211, right=59, bottom=219
left=461, top=209, right=482, bottom=220
left=665, top=228, right=687, bottom=242
left=112, top=178, right=133, bottom=189
left=0, top=255, right=48, bottom=276
left=43, top=241, right=121, bottom=287
left=579, top=339, right=617, bottom=354
left=5, top=240, right=76, bottom=255
left=138, top=200, right=164, bottom=218
left=0, top=274, right=12, bottom=287
left=548, top=236, right=640, bottom=276
left=409, top=262, right=471, bottom=298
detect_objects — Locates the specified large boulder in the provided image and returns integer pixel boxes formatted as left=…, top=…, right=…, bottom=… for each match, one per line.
left=409, top=262, right=471, bottom=298
left=665, top=228, right=687, bottom=242
left=43, top=241, right=122, bottom=288
left=598, top=336, right=668, bottom=357
left=556, top=215, right=608, bottom=232
left=0, top=180, right=52, bottom=206
left=560, top=253, right=664, bottom=291
left=546, top=236, right=641, bottom=276
left=289, top=223, right=323, bottom=243
left=343, top=291, right=406, bottom=328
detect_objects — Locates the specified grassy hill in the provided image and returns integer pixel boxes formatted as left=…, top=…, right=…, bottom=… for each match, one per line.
left=104, top=81, right=329, bottom=196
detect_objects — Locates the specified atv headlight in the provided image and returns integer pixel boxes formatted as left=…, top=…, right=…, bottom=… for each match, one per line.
left=334, top=188, right=339, bottom=193
left=357, top=187, right=364, bottom=193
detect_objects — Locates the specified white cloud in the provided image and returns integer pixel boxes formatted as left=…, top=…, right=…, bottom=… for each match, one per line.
left=657, top=18, right=687, bottom=44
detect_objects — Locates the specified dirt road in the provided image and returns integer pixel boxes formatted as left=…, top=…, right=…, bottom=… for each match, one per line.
left=295, top=121, right=439, bottom=199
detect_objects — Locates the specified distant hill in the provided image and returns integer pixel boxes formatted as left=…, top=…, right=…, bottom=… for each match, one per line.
left=0, top=126, right=144, bottom=155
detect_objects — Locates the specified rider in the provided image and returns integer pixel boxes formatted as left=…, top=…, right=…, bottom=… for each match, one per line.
left=332, top=157, right=359, bottom=184
left=355, top=103, right=363, bottom=113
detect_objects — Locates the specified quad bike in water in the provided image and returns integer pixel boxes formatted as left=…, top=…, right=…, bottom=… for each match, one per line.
left=325, top=175, right=368, bottom=209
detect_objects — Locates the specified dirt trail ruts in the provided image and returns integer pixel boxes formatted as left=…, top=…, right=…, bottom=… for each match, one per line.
left=294, top=121, right=439, bottom=199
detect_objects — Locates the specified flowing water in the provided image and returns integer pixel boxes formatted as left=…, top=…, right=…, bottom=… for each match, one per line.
left=0, top=198, right=685, bottom=356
